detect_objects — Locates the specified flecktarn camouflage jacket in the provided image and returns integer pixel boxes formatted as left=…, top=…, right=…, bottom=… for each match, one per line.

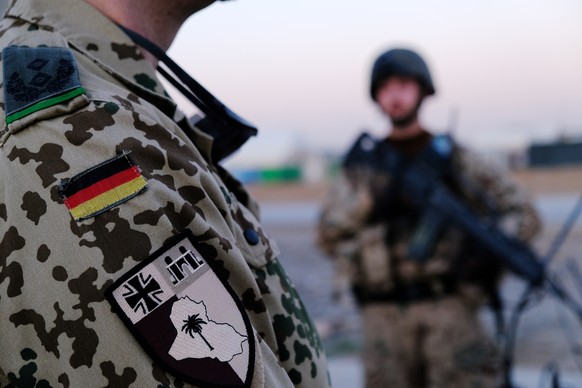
left=318, top=133, right=541, bottom=301
left=0, top=1, right=329, bottom=387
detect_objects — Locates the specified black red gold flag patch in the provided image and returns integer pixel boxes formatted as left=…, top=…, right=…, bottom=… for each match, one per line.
left=58, top=152, right=147, bottom=221
left=106, top=230, right=255, bottom=387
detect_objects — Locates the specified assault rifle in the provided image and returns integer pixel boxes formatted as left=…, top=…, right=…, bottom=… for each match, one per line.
left=343, top=132, right=582, bottom=321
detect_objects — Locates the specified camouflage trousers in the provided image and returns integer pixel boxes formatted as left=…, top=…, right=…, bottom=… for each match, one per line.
left=361, top=295, right=502, bottom=388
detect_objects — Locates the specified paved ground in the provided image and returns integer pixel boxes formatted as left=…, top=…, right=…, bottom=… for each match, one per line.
left=257, top=191, right=582, bottom=388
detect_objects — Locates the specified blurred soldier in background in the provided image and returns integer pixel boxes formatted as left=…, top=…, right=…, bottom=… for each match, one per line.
left=0, top=0, right=329, bottom=386
left=317, top=47, right=541, bottom=387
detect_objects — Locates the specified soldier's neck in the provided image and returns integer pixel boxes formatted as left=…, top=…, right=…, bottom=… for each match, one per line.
left=388, top=121, right=424, bottom=141
left=86, top=0, right=186, bottom=67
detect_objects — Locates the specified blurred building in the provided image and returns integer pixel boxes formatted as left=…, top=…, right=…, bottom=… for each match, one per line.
left=223, top=131, right=329, bottom=184
left=527, top=137, right=582, bottom=167
left=222, top=129, right=582, bottom=187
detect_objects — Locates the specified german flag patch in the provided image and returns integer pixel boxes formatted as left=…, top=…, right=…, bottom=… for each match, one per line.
left=58, top=152, right=148, bottom=221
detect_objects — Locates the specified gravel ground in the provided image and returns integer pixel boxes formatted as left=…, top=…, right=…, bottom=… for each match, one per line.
left=249, top=167, right=582, bottom=385
left=258, top=191, right=582, bottom=385
left=268, top=221, right=582, bottom=364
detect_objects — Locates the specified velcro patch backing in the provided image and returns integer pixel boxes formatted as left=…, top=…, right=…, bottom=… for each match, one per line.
left=58, top=152, right=147, bottom=221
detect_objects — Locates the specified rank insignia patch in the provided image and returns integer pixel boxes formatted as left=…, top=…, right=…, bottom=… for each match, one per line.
left=58, top=152, right=148, bottom=221
left=106, top=230, right=255, bottom=387
left=2, top=45, right=86, bottom=125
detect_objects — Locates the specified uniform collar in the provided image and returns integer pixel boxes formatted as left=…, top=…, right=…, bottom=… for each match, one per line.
left=6, top=0, right=175, bottom=111
left=5, top=0, right=216, bottom=161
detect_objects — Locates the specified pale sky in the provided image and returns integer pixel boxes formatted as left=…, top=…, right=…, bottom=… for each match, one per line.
left=167, top=0, right=582, bottom=157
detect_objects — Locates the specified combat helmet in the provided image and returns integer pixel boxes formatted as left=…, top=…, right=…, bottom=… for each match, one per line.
left=370, top=48, right=435, bottom=100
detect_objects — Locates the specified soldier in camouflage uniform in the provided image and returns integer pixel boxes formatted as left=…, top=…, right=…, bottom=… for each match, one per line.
left=317, top=48, right=541, bottom=387
left=0, top=0, right=330, bottom=387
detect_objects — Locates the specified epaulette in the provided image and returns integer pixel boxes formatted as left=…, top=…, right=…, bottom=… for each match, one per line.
left=418, top=133, right=455, bottom=178
left=2, top=45, right=87, bottom=130
left=430, top=133, right=454, bottom=158
left=343, top=132, right=380, bottom=169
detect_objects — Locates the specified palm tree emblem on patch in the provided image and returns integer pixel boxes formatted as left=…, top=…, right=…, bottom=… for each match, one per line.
left=168, top=297, right=247, bottom=363
left=106, top=230, right=255, bottom=386
left=182, top=313, right=214, bottom=351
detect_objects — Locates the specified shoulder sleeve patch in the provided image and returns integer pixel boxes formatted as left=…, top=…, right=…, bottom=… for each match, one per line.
left=58, top=152, right=148, bottom=221
left=2, top=45, right=87, bottom=127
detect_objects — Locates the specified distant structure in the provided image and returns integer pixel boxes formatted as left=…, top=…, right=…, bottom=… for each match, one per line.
left=528, top=137, right=582, bottom=167
left=224, top=130, right=582, bottom=184
left=223, top=131, right=329, bottom=185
